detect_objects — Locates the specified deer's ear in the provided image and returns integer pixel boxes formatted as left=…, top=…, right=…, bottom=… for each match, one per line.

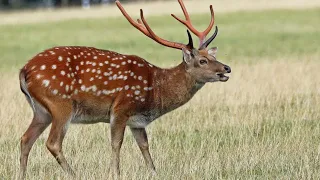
left=182, top=48, right=193, bottom=64
left=208, top=47, right=218, bottom=57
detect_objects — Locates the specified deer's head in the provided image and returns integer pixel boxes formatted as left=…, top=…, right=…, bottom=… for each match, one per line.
left=116, top=0, right=231, bottom=83
left=183, top=47, right=231, bottom=83
left=182, top=28, right=231, bottom=83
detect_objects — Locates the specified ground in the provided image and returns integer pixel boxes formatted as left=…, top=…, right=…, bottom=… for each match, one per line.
left=0, top=0, right=320, bottom=179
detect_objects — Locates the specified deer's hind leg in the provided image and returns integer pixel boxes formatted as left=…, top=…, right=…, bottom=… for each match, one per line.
left=45, top=101, right=75, bottom=176
left=19, top=100, right=52, bottom=180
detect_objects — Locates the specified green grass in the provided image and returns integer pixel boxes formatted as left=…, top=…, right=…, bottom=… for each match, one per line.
left=0, top=7, right=320, bottom=180
left=0, top=8, right=319, bottom=70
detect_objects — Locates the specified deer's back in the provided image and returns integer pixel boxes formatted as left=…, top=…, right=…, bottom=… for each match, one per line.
left=22, top=46, right=156, bottom=125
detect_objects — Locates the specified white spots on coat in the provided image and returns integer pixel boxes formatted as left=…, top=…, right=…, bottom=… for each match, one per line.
left=29, top=48, right=156, bottom=102
left=144, top=87, right=153, bottom=91
left=42, top=80, right=50, bottom=87
left=40, top=65, right=46, bottom=70
left=81, top=85, right=86, bottom=91
left=52, top=89, right=58, bottom=95
left=92, top=85, right=97, bottom=92
left=134, top=90, right=140, bottom=95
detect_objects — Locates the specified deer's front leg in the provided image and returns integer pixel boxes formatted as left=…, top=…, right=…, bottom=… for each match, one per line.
left=130, top=128, right=156, bottom=172
left=109, top=114, right=127, bottom=179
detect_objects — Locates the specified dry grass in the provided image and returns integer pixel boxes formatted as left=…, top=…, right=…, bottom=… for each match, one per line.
left=1, top=3, right=320, bottom=179
left=1, top=0, right=320, bottom=25
left=1, top=56, right=320, bottom=179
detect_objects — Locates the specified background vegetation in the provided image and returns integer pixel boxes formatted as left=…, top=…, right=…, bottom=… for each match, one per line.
left=0, top=0, right=319, bottom=179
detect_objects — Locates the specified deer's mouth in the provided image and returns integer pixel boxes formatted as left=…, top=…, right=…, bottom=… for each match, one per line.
left=217, top=73, right=229, bottom=82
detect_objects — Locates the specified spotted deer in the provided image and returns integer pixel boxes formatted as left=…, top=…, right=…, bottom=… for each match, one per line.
left=18, top=0, right=231, bottom=179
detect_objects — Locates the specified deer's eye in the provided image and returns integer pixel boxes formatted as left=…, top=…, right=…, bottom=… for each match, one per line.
left=199, top=59, right=208, bottom=65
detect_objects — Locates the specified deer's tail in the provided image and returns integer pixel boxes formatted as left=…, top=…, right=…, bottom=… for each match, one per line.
left=19, top=68, right=36, bottom=112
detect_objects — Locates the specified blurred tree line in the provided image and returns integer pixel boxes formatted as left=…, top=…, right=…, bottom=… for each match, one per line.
left=0, top=0, right=164, bottom=10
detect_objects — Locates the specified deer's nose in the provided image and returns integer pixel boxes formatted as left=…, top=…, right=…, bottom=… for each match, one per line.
left=224, top=65, right=231, bottom=73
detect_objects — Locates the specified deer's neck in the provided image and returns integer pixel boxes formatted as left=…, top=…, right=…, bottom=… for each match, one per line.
left=152, top=63, right=204, bottom=114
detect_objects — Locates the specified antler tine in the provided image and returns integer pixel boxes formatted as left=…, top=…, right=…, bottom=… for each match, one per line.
left=203, top=5, right=215, bottom=38
left=139, top=9, right=186, bottom=50
left=171, top=0, right=215, bottom=46
left=115, top=1, right=152, bottom=39
left=177, top=0, right=190, bottom=21
left=116, top=0, right=189, bottom=50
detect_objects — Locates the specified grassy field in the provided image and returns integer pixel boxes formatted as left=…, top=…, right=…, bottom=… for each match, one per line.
left=0, top=3, right=320, bottom=180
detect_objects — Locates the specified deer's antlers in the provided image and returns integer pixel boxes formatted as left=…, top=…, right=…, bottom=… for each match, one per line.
left=115, top=0, right=217, bottom=50
left=115, top=0, right=193, bottom=50
left=171, top=0, right=215, bottom=47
